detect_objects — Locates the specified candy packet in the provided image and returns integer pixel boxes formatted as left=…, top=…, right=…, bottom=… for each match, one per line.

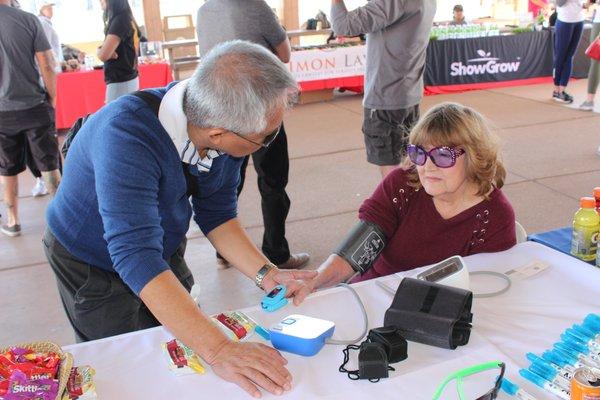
left=211, top=311, right=258, bottom=342
left=0, top=349, right=60, bottom=382
left=61, top=366, right=97, bottom=400
left=161, top=340, right=205, bottom=377
left=2, top=370, right=58, bottom=400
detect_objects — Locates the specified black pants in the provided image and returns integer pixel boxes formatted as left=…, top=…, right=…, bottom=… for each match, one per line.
left=25, top=140, right=63, bottom=178
left=238, top=122, right=291, bottom=264
left=0, top=101, right=60, bottom=176
left=43, top=229, right=194, bottom=342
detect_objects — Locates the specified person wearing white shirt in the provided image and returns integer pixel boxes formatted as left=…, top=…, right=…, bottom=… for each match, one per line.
left=33, top=0, right=61, bottom=197
left=581, top=2, right=600, bottom=111
left=37, top=0, right=62, bottom=73
left=552, top=0, right=587, bottom=104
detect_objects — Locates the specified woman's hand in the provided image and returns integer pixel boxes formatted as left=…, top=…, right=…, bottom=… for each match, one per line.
left=262, top=269, right=318, bottom=306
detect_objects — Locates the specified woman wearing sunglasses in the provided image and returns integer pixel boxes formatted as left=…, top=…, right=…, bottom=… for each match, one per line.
left=294, top=102, right=516, bottom=302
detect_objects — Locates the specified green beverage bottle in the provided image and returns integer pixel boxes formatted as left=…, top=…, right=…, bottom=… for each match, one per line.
left=571, top=197, right=600, bottom=262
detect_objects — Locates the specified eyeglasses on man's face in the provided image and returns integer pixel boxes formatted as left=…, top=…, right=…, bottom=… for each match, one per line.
left=230, top=125, right=281, bottom=149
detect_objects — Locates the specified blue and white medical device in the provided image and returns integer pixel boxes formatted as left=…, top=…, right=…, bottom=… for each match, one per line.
left=269, top=314, right=336, bottom=356
left=266, top=283, right=369, bottom=357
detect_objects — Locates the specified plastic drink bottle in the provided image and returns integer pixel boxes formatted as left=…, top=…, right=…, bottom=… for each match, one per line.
left=571, top=197, right=600, bottom=262
left=594, top=187, right=600, bottom=215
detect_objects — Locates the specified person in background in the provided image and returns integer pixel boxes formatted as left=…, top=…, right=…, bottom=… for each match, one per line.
left=552, top=0, right=586, bottom=104
left=294, top=103, right=516, bottom=301
left=97, top=0, right=140, bottom=103
left=8, top=0, right=52, bottom=198
left=196, top=0, right=310, bottom=270
left=37, top=0, right=62, bottom=72
left=450, top=4, right=468, bottom=25
left=0, top=0, right=61, bottom=237
left=330, top=0, right=436, bottom=179
left=580, top=1, right=599, bottom=111
left=28, top=0, right=63, bottom=197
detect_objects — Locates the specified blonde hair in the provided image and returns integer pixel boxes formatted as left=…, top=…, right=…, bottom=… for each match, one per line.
left=404, top=102, right=506, bottom=198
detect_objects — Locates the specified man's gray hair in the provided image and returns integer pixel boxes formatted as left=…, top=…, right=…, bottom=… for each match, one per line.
left=184, top=40, right=297, bottom=135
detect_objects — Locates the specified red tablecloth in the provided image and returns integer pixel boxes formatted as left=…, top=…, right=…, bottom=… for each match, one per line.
left=55, top=63, right=173, bottom=130
left=298, top=75, right=364, bottom=93
left=298, top=75, right=556, bottom=97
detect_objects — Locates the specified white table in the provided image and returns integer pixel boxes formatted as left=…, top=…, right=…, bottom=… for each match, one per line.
left=64, top=242, right=600, bottom=399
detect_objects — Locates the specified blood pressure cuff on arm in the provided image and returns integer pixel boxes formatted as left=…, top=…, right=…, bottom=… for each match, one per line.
left=334, top=220, right=387, bottom=274
left=383, top=278, right=473, bottom=350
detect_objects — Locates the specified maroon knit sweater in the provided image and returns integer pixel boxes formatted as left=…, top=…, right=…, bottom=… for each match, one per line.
left=353, top=168, right=516, bottom=282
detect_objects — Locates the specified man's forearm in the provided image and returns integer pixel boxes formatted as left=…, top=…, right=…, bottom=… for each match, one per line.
left=207, top=218, right=269, bottom=280
left=139, top=270, right=229, bottom=364
left=40, top=53, right=57, bottom=103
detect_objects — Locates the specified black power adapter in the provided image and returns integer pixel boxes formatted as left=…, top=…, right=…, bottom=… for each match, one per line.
left=339, top=326, right=407, bottom=382
left=358, top=342, right=390, bottom=380
left=367, top=326, right=408, bottom=363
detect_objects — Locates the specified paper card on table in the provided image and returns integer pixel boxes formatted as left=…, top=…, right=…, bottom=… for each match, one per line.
left=505, top=260, right=550, bottom=281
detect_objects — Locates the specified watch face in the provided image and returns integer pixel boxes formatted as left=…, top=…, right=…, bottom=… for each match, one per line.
left=267, top=286, right=282, bottom=298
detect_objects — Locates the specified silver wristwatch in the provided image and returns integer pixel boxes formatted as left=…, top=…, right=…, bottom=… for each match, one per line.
left=255, top=262, right=277, bottom=290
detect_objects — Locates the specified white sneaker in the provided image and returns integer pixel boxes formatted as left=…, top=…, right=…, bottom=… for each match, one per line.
left=580, top=100, right=595, bottom=111
left=31, top=178, right=49, bottom=197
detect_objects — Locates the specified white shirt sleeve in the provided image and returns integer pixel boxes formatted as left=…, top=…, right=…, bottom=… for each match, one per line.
left=37, top=16, right=63, bottom=70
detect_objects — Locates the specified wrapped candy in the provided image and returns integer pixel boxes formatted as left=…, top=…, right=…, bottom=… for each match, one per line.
left=211, top=311, right=258, bottom=341
left=161, top=340, right=205, bottom=377
left=1, top=377, right=8, bottom=396
left=2, top=370, right=58, bottom=400
left=0, top=349, right=59, bottom=382
left=61, top=366, right=97, bottom=400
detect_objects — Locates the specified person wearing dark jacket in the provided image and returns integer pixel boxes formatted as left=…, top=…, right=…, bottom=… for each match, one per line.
left=45, top=40, right=316, bottom=398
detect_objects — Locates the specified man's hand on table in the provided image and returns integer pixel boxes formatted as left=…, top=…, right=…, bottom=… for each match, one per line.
left=208, top=341, right=292, bottom=398
left=262, top=268, right=318, bottom=306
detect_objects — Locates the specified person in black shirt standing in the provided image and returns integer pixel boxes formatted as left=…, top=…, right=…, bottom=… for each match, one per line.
left=0, top=0, right=61, bottom=236
left=97, top=0, right=140, bottom=103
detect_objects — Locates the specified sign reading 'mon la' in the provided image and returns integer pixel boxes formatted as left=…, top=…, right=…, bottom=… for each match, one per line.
left=288, top=45, right=366, bottom=82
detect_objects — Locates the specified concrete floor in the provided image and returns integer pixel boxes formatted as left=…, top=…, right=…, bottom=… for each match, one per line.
left=1, top=80, right=599, bottom=347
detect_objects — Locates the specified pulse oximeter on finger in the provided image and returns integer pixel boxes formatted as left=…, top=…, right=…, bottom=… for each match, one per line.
left=269, top=314, right=336, bottom=356
left=261, top=285, right=288, bottom=312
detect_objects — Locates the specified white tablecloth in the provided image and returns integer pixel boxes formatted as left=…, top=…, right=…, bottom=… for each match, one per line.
left=64, top=242, right=600, bottom=399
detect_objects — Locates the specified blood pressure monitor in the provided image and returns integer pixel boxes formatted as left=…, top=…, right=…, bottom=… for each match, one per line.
left=416, top=255, right=470, bottom=291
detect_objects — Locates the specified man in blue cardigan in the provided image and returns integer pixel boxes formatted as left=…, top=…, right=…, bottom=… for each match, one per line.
left=44, top=41, right=315, bottom=398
